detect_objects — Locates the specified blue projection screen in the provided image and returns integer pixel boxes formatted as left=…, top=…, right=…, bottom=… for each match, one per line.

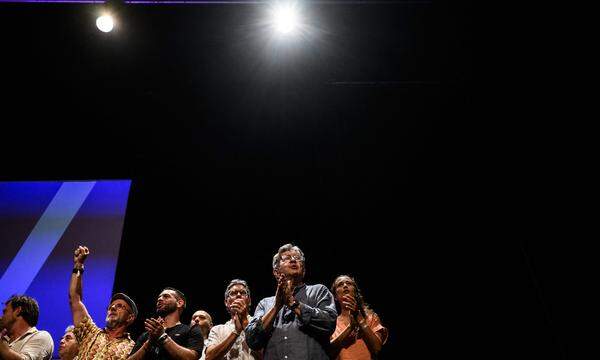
left=0, top=180, right=131, bottom=358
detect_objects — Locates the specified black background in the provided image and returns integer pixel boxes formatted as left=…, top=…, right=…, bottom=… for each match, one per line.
left=0, top=1, right=569, bottom=359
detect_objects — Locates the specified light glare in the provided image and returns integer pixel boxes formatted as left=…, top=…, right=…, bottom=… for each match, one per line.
left=96, top=15, right=114, bottom=33
left=272, top=3, right=300, bottom=35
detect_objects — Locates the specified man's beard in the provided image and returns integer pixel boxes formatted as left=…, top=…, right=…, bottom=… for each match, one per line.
left=105, top=315, right=122, bottom=329
left=156, top=302, right=177, bottom=317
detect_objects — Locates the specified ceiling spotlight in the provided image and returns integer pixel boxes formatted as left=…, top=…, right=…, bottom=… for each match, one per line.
left=96, top=15, right=114, bottom=33
left=271, top=2, right=300, bottom=35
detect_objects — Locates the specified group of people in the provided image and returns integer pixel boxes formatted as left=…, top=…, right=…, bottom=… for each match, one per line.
left=1, top=244, right=387, bottom=360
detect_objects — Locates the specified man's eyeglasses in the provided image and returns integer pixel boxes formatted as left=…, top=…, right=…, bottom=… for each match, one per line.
left=107, top=303, right=131, bottom=313
left=280, top=255, right=303, bottom=263
left=227, top=290, right=249, bottom=298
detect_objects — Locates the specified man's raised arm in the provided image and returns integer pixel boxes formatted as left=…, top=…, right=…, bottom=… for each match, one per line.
left=69, top=245, right=91, bottom=327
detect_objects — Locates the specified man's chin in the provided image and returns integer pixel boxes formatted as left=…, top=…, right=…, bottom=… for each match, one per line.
left=105, top=318, right=117, bottom=329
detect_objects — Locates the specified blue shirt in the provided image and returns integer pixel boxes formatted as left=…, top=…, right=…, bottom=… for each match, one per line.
left=245, top=283, right=337, bottom=360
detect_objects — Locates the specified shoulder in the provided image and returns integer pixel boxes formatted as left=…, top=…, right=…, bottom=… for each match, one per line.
left=75, top=315, right=97, bottom=331
left=210, top=323, right=229, bottom=333
left=171, top=324, right=191, bottom=333
left=306, top=284, right=332, bottom=295
left=186, top=324, right=203, bottom=336
left=32, top=330, right=53, bottom=343
left=258, top=296, right=276, bottom=306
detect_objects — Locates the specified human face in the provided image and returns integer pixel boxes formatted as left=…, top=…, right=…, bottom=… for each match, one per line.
left=0, top=301, right=18, bottom=331
left=156, top=290, right=180, bottom=317
left=190, top=311, right=211, bottom=329
left=275, top=250, right=305, bottom=279
left=58, top=331, right=78, bottom=360
left=105, top=299, right=132, bottom=329
left=333, top=276, right=357, bottom=301
left=225, top=284, right=250, bottom=310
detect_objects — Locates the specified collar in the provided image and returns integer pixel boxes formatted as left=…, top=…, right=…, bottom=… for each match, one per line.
left=293, top=283, right=307, bottom=294
left=6, top=327, right=37, bottom=344
left=102, top=328, right=131, bottom=340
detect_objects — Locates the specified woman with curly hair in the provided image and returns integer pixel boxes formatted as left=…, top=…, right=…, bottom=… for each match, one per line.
left=330, top=275, right=388, bottom=360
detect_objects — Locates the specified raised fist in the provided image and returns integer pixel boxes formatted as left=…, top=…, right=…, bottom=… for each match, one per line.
left=74, top=246, right=89, bottom=266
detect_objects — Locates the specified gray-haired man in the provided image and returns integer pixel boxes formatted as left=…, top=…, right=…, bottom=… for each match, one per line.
left=245, top=244, right=337, bottom=360
left=205, top=280, right=260, bottom=360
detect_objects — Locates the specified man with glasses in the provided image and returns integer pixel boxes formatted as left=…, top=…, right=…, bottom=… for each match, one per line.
left=204, top=280, right=260, bottom=360
left=128, top=288, right=203, bottom=360
left=69, top=246, right=137, bottom=360
left=245, top=244, right=337, bottom=360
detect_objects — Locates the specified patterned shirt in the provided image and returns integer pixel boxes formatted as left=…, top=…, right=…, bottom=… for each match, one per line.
left=74, top=316, right=134, bottom=360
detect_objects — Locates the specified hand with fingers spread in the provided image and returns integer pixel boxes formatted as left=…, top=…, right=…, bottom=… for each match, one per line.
left=73, top=246, right=89, bottom=267
left=145, top=318, right=165, bottom=344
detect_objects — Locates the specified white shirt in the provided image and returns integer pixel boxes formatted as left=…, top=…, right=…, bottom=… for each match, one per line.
left=205, top=317, right=258, bottom=360
left=3, top=327, right=54, bottom=360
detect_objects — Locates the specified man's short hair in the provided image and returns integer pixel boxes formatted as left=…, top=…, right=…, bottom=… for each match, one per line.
left=272, top=243, right=305, bottom=269
left=6, top=295, right=40, bottom=326
left=224, top=279, right=251, bottom=300
left=64, top=325, right=75, bottom=333
left=163, top=287, right=187, bottom=309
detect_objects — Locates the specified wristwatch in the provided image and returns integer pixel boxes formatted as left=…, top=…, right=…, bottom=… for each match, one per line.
left=158, top=333, right=169, bottom=345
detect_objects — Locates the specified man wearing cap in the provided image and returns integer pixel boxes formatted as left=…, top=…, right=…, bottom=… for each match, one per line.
left=69, top=246, right=136, bottom=360
left=128, top=288, right=203, bottom=360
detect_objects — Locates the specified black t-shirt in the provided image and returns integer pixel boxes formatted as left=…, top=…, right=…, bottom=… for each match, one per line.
left=130, top=323, right=204, bottom=360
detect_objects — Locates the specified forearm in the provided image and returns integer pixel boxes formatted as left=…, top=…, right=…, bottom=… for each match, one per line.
left=329, top=323, right=354, bottom=355
left=205, top=332, right=239, bottom=360
left=69, top=269, right=83, bottom=302
left=259, top=306, right=279, bottom=333
left=0, top=341, right=25, bottom=360
left=161, top=338, right=199, bottom=360
left=128, top=341, right=151, bottom=360
left=69, top=269, right=88, bottom=326
left=297, top=303, right=337, bottom=336
left=359, top=324, right=382, bottom=354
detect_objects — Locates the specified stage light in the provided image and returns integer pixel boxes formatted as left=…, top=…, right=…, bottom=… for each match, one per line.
left=96, top=15, right=114, bottom=33
left=270, top=2, right=301, bottom=35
